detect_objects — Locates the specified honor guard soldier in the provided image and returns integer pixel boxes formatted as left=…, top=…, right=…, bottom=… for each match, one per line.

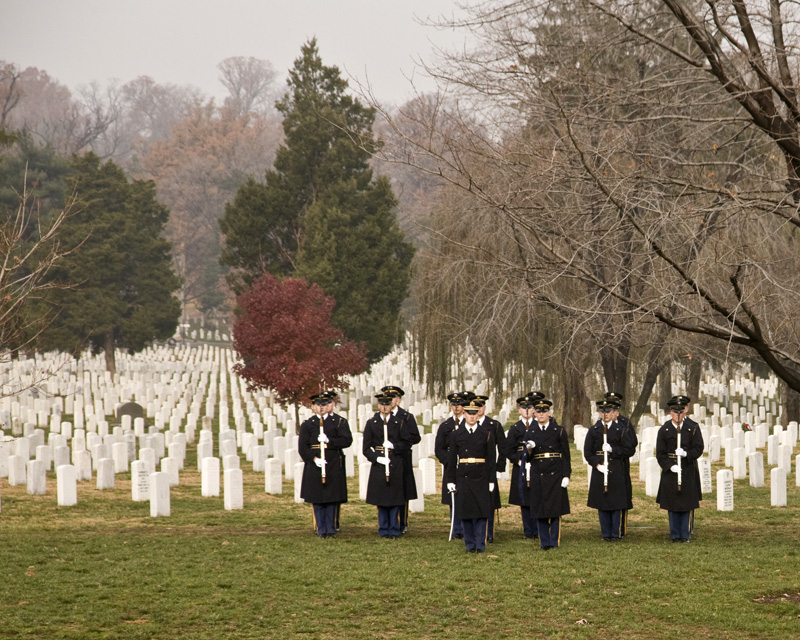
left=298, top=391, right=353, bottom=538
left=524, top=398, right=571, bottom=549
left=363, top=392, right=416, bottom=538
left=604, top=391, right=638, bottom=536
left=380, top=385, right=421, bottom=534
left=445, top=398, right=497, bottom=553
left=503, top=392, right=544, bottom=539
left=434, top=391, right=470, bottom=540
left=584, top=399, right=638, bottom=541
left=656, top=395, right=704, bottom=543
left=474, top=394, right=506, bottom=542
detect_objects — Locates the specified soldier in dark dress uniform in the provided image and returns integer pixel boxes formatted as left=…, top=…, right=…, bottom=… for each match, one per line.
left=604, top=391, right=638, bottom=536
left=525, top=398, right=571, bottom=549
left=434, top=391, right=470, bottom=540
left=474, top=394, right=505, bottom=542
left=363, top=392, right=417, bottom=538
left=504, top=392, right=544, bottom=539
left=381, top=385, right=421, bottom=534
left=445, top=399, right=497, bottom=553
left=584, top=400, right=638, bottom=541
left=298, top=391, right=353, bottom=538
left=656, top=395, right=704, bottom=543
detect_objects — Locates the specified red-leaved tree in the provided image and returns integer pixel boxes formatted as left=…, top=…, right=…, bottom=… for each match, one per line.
left=232, top=274, right=367, bottom=431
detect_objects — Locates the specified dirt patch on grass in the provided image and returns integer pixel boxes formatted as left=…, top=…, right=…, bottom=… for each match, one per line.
left=753, top=592, right=800, bottom=605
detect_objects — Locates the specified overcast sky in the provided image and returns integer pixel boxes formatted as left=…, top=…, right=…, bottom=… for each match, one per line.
left=2, top=0, right=473, bottom=107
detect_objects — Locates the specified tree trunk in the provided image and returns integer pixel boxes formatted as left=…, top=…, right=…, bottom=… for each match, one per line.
left=294, top=403, right=301, bottom=435
left=560, top=362, right=590, bottom=438
left=687, top=356, right=702, bottom=406
left=600, top=343, right=630, bottom=401
left=630, top=352, right=668, bottom=426
left=103, top=329, right=116, bottom=376
left=782, top=382, right=800, bottom=424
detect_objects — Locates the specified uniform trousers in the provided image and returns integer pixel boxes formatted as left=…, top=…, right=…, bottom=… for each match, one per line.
left=378, top=506, right=402, bottom=538
left=461, top=518, right=487, bottom=552
left=598, top=509, right=623, bottom=539
left=521, top=506, right=537, bottom=538
left=536, top=516, right=561, bottom=549
left=668, top=510, right=692, bottom=541
left=313, top=503, right=338, bottom=537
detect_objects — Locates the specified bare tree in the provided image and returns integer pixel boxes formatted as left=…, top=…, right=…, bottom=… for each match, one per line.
left=218, top=56, right=279, bottom=118
left=0, top=170, right=77, bottom=395
left=368, top=0, right=800, bottom=425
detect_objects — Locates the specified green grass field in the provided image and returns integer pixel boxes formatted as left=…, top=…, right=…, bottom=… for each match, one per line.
left=2, top=444, right=799, bottom=639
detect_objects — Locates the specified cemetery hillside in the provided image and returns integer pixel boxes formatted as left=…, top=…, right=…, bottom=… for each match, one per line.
left=1, top=338, right=800, bottom=639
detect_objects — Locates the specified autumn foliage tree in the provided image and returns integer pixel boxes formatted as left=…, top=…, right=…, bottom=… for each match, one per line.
left=232, top=273, right=367, bottom=429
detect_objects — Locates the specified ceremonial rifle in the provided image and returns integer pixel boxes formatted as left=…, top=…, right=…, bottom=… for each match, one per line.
left=382, top=416, right=390, bottom=483
left=602, top=422, right=609, bottom=494
left=676, top=423, right=682, bottom=493
left=319, top=415, right=326, bottom=485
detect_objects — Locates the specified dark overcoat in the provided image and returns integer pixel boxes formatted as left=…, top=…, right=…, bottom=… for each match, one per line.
left=656, top=417, right=704, bottom=512
left=524, top=417, right=571, bottom=518
left=445, top=422, right=497, bottom=520
left=298, top=413, right=352, bottom=504
left=584, top=419, right=637, bottom=511
left=363, top=413, right=415, bottom=507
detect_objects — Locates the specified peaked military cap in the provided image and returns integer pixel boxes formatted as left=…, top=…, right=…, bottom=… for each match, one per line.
left=462, top=398, right=481, bottom=413
left=666, top=394, right=691, bottom=410
left=596, top=399, right=616, bottom=412
left=533, top=398, right=553, bottom=411
left=517, top=395, right=535, bottom=407
left=381, top=385, right=404, bottom=397
left=375, top=392, right=394, bottom=405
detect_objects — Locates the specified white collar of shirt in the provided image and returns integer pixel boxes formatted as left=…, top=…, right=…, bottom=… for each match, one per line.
left=672, top=420, right=683, bottom=429
left=478, top=417, right=485, bottom=425
left=391, top=407, right=399, bottom=416
left=604, top=422, right=612, bottom=429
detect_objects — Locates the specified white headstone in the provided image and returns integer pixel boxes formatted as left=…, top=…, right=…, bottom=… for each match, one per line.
left=698, top=457, right=713, bottom=493
left=202, top=456, right=220, bottom=497
left=223, top=468, right=244, bottom=510
left=716, top=469, right=734, bottom=511
left=149, top=471, right=170, bottom=517
left=112, top=441, right=129, bottom=473
left=770, top=466, right=787, bottom=507
left=75, top=449, right=93, bottom=481
left=96, top=458, right=115, bottom=489
left=131, top=460, right=150, bottom=501
left=748, top=451, right=764, bottom=487
left=252, top=445, right=267, bottom=472
left=26, top=459, right=46, bottom=495
left=56, top=464, right=78, bottom=506
left=265, top=457, right=282, bottom=494
left=284, top=448, right=299, bottom=480
left=732, top=447, right=747, bottom=479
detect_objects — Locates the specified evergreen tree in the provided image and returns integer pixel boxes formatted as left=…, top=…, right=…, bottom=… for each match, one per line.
left=40, top=153, right=181, bottom=374
left=220, top=39, right=413, bottom=362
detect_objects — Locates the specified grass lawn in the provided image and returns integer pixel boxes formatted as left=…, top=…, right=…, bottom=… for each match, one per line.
left=1, top=445, right=799, bottom=639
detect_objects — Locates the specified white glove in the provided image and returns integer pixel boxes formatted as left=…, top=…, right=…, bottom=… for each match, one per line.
left=314, top=458, right=323, bottom=468
left=383, top=440, right=394, bottom=450
left=489, top=483, right=495, bottom=492
left=596, top=464, right=607, bottom=474
left=377, top=456, right=390, bottom=465
left=526, top=440, right=535, bottom=449
left=602, top=443, right=612, bottom=453
left=670, top=464, right=680, bottom=473
left=318, top=432, right=329, bottom=444
left=675, top=447, right=687, bottom=457
left=561, top=477, right=570, bottom=489
left=447, top=482, right=456, bottom=493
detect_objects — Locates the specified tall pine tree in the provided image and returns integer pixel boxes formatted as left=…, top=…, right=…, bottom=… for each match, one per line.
left=220, top=39, right=413, bottom=362
left=40, top=153, right=181, bottom=374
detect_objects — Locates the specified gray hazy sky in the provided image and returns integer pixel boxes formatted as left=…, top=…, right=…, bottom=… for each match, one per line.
left=2, top=0, right=472, bottom=107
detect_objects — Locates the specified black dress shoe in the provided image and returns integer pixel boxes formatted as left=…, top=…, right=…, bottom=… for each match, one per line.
left=453, top=533, right=463, bottom=539
left=487, top=537, right=493, bottom=543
